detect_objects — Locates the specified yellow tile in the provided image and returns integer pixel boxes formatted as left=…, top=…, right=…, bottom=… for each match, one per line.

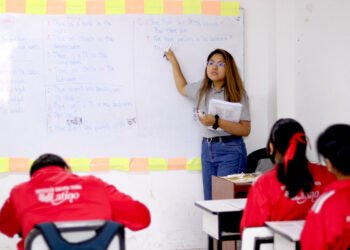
left=148, top=158, right=167, bottom=170
left=69, top=158, right=90, bottom=172
left=144, top=0, right=163, bottom=14
left=0, top=158, right=9, bottom=172
left=110, top=158, right=129, bottom=171
left=105, top=0, right=125, bottom=14
left=0, top=0, right=5, bottom=13
left=186, top=157, right=201, bottom=171
left=221, top=1, right=240, bottom=16
left=183, top=0, right=201, bottom=14
left=26, top=0, right=46, bottom=14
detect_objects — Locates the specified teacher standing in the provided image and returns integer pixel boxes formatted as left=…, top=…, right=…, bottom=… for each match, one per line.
left=165, top=48, right=251, bottom=200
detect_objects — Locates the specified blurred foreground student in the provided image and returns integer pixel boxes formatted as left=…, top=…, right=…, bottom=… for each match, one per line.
left=165, top=48, right=250, bottom=200
left=301, top=124, right=350, bottom=250
left=0, top=153, right=151, bottom=250
left=240, top=118, right=336, bottom=233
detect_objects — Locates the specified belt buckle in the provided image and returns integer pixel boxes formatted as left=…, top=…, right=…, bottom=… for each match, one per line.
left=206, top=137, right=213, bottom=143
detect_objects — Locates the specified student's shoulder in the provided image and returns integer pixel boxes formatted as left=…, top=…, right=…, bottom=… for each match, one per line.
left=310, top=188, right=338, bottom=216
left=311, top=180, right=350, bottom=215
left=309, top=163, right=336, bottom=180
left=79, top=174, right=106, bottom=185
left=10, top=180, right=31, bottom=194
left=253, top=167, right=277, bottom=187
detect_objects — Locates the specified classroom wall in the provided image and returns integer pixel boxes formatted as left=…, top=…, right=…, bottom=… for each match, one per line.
left=240, top=0, right=277, bottom=152
left=0, top=2, right=276, bottom=250
left=275, top=0, right=350, bottom=161
left=1, top=1, right=272, bottom=250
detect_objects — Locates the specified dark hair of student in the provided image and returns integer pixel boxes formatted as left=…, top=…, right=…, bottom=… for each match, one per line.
left=267, top=118, right=314, bottom=198
left=30, top=153, right=68, bottom=176
left=317, top=124, right=350, bottom=176
left=197, top=48, right=246, bottom=109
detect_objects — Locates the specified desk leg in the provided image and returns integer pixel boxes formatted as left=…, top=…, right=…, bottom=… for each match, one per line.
left=217, top=240, right=222, bottom=250
left=208, top=236, right=213, bottom=250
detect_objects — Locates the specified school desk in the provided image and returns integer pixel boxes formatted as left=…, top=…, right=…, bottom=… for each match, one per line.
left=195, top=199, right=247, bottom=250
left=265, top=220, right=305, bottom=250
left=212, top=175, right=253, bottom=199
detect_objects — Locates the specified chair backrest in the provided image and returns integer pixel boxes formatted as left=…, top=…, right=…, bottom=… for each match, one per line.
left=24, top=220, right=125, bottom=250
left=241, top=227, right=274, bottom=250
left=246, top=148, right=273, bottom=173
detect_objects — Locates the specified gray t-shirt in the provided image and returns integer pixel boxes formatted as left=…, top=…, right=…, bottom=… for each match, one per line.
left=185, top=80, right=251, bottom=138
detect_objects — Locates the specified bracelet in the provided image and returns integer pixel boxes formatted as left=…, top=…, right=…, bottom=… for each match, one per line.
left=212, top=114, right=219, bottom=130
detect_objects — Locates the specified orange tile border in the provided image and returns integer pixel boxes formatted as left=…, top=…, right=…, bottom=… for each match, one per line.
left=47, top=0, right=65, bottom=14
left=168, top=158, right=187, bottom=170
left=6, top=0, right=25, bottom=13
left=125, top=0, right=143, bottom=14
left=86, top=0, right=105, bottom=14
left=90, top=158, right=110, bottom=171
left=9, top=158, right=30, bottom=172
left=164, top=0, right=182, bottom=14
left=129, top=158, right=148, bottom=172
left=202, top=1, right=219, bottom=15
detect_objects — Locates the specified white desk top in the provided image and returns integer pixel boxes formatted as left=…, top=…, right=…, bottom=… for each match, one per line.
left=195, top=199, right=247, bottom=214
left=265, top=220, right=305, bottom=242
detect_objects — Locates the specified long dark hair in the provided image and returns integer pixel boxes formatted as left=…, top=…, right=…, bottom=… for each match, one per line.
left=197, top=49, right=246, bottom=109
left=267, top=118, right=314, bottom=198
left=317, top=124, right=350, bottom=176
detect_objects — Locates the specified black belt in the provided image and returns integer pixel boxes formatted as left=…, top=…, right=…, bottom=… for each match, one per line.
left=203, top=135, right=240, bottom=143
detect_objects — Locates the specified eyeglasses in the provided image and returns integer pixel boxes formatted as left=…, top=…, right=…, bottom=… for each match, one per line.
left=207, top=60, right=225, bottom=68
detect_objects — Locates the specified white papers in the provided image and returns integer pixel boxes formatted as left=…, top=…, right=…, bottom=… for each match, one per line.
left=208, top=99, right=242, bottom=131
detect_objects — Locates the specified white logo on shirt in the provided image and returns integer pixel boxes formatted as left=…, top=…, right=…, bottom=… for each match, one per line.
left=35, top=185, right=82, bottom=206
left=291, top=190, right=320, bottom=205
left=311, top=190, right=335, bottom=214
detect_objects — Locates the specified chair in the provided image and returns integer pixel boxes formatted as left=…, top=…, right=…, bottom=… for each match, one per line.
left=246, top=148, right=273, bottom=173
left=24, top=220, right=125, bottom=250
left=241, top=227, right=274, bottom=250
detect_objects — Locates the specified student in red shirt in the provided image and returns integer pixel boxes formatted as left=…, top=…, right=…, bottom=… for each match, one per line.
left=301, top=124, right=350, bottom=250
left=240, top=118, right=335, bottom=233
left=0, top=153, right=151, bottom=250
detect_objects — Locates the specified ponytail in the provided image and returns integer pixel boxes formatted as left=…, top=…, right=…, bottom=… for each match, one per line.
left=268, top=119, right=314, bottom=198
left=277, top=132, right=314, bottom=198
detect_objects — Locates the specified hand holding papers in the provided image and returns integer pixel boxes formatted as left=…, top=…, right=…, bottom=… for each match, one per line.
left=208, top=99, right=242, bottom=131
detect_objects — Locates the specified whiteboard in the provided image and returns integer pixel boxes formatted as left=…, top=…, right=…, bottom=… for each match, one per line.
left=0, top=13, right=244, bottom=159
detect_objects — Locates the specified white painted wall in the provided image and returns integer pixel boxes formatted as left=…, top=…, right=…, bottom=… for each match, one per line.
left=242, top=0, right=277, bottom=152
left=275, top=0, right=350, bottom=161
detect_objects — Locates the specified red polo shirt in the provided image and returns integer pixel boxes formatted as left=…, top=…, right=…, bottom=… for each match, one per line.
left=240, top=163, right=336, bottom=233
left=0, top=166, right=151, bottom=250
left=301, top=179, right=350, bottom=250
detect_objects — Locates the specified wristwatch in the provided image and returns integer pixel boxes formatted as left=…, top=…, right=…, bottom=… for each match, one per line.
left=212, top=114, right=219, bottom=130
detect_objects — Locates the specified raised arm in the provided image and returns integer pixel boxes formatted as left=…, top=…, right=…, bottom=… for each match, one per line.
left=105, top=183, right=151, bottom=231
left=0, top=197, right=21, bottom=237
left=164, top=49, right=187, bottom=96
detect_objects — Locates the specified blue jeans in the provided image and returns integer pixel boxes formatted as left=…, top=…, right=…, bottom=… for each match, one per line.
left=201, top=137, right=247, bottom=200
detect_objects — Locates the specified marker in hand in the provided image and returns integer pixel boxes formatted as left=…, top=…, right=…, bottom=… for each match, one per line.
left=197, top=109, right=206, bottom=118
left=163, top=43, right=172, bottom=58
